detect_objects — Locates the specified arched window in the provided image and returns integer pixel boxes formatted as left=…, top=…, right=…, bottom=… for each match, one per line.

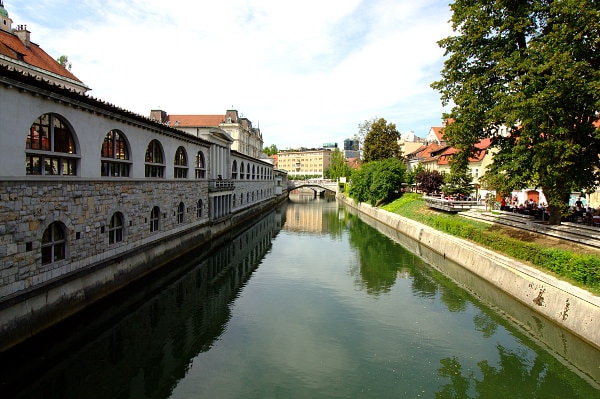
left=177, top=202, right=185, bottom=224
left=145, top=140, right=165, bottom=178
left=246, top=164, right=250, bottom=179
left=232, top=160, right=238, bottom=179
left=240, top=162, right=245, bottom=179
left=174, top=147, right=188, bottom=178
left=26, top=113, right=77, bottom=176
left=150, top=206, right=160, bottom=232
left=195, top=151, right=206, bottom=179
left=101, top=129, right=130, bottom=177
left=252, top=165, right=256, bottom=180
left=197, top=199, right=203, bottom=218
left=41, top=222, right=66, bottom=264
left=108, top=212, right=124, bottom=244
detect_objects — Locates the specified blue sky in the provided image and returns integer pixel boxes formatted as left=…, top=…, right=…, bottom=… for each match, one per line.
left=6, top=0, right=453, bottom=149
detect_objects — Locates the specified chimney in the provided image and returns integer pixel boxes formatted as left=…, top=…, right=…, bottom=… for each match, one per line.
left=15, top=24, right=30, bottom=48
left=150, top=109, right=168, bottom=123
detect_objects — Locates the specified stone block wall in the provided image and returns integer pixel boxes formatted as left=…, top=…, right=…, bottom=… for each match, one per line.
left=0, top=179, right=209, bottom=299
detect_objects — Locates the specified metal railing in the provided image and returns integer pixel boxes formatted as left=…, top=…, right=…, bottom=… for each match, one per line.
left=423, top=196, right=481, bottom=212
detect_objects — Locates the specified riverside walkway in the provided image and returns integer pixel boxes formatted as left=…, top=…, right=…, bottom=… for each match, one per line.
left=460, top=209, right=600, bottom=251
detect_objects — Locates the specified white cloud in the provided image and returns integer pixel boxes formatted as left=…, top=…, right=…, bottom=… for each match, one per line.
left=6, top=0, right=453, bottom=148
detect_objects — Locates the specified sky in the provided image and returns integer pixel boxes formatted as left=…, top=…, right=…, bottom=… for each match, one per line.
left=7, top=0, right=454, bottom=149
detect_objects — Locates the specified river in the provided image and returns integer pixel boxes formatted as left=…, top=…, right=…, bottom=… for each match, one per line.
left=1, top=193, right=599, bottom=398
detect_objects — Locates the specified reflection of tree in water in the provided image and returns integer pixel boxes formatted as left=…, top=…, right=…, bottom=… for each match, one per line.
left=324, top=204, right=344, bottom=240
left=435, top=345, right=598, bottom=398
left=473, top=311, right=498, bottom=338
left=346, top=213, right=411, bottom=295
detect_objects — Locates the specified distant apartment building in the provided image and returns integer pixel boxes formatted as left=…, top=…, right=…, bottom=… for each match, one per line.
left=278, top=149, right=332, bottom=177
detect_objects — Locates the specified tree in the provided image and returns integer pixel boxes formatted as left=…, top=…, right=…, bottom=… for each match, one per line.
left=56, top=55, right=72, bottom=71
left=349, top=158, right=406, bottom=205
left=416, top=169, right=444, bottom=195
left=406, top=163, right=426, bottom=188
left=354, top=118, right=375, bottom=152
left=326, top=148, right=352, bottom=181
left=432, top=0, right=600, bottom=224
left=442, top=167, right=474, bottom=198
left=362, top=118, right=402, bottom=162
left=262, top=144, right=278, bottom=157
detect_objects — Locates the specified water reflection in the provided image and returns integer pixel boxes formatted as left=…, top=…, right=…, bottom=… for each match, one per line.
left=1, top=198, right=598, bottom=398
left=344, top=204, right=600, bottom=396
left=0, top=208, right=285, bottom=399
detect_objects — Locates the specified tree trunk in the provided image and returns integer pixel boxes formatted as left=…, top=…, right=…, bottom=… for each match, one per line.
left=547, top=203, right=562, bottom=225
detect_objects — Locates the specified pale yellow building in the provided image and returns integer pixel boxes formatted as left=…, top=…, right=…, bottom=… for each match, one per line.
left=277, top=149, right=332, bottom=177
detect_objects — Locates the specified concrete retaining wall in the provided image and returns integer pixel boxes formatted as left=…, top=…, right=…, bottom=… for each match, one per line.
left=339, top=195, right=600, bottom=351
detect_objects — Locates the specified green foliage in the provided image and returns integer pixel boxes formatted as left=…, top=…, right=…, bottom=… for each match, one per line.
left=327, top=148, right=352, bottom=181
left=56, top=55, right=72, bottom=71
left=442, top=167, right=474, bottom=196
left=406, top=163, right=425, bottom=187
left=349, top=158, right=406, bottom=205
left=262, top=144, right=278, bottom=156
left=416, top=169, right=445, bottom=195
left=288, top=174, right=321, bottom=180
left=383, top=194, right=600, bottom=293
left=362, top=118, right=402, bottom=163
left=432, top=0, right=600, bottom=225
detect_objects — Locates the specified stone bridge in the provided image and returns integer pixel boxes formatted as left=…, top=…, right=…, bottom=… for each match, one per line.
left=288, top=180, right=338, bottom=196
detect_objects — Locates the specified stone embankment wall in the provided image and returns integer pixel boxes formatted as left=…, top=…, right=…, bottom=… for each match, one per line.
left=339, top=195, right=600, bottom=351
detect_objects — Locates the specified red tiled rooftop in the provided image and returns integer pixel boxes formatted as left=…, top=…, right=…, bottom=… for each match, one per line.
left=166, top=114, right=225, bottom=127
left=0, top=29, right=82, bottom=83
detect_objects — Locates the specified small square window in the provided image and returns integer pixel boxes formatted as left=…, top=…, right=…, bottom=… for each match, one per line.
left=26, top=242, right=33, bottom=251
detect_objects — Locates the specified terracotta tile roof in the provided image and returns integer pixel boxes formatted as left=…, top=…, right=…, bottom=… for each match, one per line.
left=166, top=114, right=225, bottom=127
left=431, top=126, right=444, bottom=141
left=346, top=157, right=362, bottom=169
left=0, top=29, right=82, bottom=82
left=407, top=143, right=446, bottom=159
left=436, top=139, right=490, bottom=165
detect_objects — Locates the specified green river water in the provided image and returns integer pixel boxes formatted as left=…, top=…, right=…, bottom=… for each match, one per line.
left=1, top=194, right=599, bottom=398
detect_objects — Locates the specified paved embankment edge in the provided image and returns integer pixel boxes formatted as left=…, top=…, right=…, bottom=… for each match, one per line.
left=338, top=195, right=600, bottom=351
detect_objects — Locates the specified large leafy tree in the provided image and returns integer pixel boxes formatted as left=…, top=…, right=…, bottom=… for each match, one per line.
left=349, top=158, right=406, bottom=205
left=432, top=0, right=600, bottom=224
left=362, top=118, right=402, bottom=162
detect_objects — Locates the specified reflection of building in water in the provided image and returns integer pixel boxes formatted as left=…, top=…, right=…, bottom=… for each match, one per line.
left=283, top=197, right=336, bottom=233
left=0, top=209, right=284, bottom=399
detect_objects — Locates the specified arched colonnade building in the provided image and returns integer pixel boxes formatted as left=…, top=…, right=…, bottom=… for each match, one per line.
left=0, top=65, right=287, bottom=347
